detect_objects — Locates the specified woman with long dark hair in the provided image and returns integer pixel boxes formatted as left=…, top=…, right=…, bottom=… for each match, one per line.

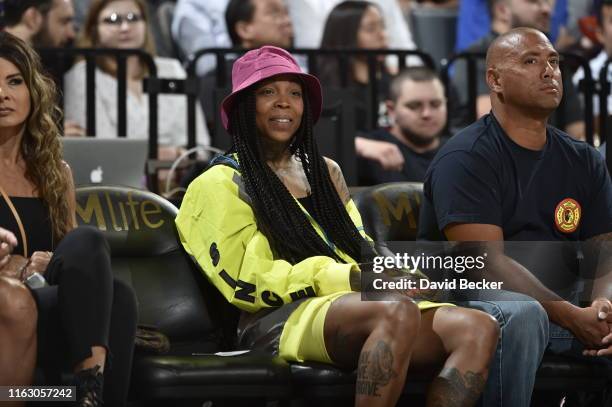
left=0, top=32, right=136, bottom=407
left=318, top=0, right=406, bottom=174
left=177, top=46, right=499, bottom=407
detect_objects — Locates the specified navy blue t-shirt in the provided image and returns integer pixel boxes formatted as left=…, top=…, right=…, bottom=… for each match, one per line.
left=357, top=129, right=446, bottom=185
left=418, top=113, right=612, bottom=242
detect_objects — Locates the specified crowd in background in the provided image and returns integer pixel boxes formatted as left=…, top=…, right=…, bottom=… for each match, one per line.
left=1, top=0, right=611, bottom=186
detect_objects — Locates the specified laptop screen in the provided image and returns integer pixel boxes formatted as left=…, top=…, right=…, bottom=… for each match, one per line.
left=61, top=138, right=149, bottom=189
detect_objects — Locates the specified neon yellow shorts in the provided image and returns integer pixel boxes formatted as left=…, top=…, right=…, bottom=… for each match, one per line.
left=278, top=291, right=451, bottom=364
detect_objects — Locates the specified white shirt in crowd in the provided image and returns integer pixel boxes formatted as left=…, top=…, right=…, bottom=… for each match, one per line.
left=63, top=57, right=210, bottom=147
left=288, top=0, right=416, bottom=50
left=171, top=0, right=418, bottom=76
left=171, top=0, right=231, bottom=76
left=573, top=50, right=612, bottom=117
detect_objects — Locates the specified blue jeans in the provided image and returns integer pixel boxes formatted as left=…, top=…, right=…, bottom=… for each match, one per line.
left=456, top=291, right=549, bottom=407
left=459, top=291, right=612, bottom=407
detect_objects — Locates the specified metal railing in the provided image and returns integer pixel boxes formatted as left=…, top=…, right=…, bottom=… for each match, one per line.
left=185, top=48, right=436, bottom=140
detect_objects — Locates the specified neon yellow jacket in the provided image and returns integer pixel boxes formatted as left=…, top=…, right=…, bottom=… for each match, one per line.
left=176, top=163, right=368, bottom=313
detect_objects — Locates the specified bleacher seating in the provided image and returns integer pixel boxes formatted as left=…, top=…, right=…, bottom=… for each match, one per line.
left=71, top=183, right=611, bottom=406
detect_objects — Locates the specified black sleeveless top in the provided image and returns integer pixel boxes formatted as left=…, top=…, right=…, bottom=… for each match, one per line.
left=0, top=197, right=53, bottom=257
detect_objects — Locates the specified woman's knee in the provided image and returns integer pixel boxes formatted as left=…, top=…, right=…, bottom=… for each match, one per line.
left=61, top=226, right=109, bottom=257
left=0, top=277, right=37, bottom=334
left=456, top=308, right=500, bottom=357
left=373, top=295, right=421, bottom=336
left=58, top=227, right=112, bottom=282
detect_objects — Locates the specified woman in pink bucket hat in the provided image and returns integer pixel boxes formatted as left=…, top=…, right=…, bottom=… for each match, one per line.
left=176, top=46, right=498, bottom=407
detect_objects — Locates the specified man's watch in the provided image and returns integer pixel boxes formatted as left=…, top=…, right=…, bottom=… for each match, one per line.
left=24, top=272, right=48, bottom=289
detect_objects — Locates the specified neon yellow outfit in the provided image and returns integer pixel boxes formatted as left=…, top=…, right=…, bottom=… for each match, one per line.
left=176, top=161, right=444, bottom=363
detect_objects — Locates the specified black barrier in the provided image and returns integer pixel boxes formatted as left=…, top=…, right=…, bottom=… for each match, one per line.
left=600, top=58, right=611, bottom=166
left=185, top=48, right=437, bottom=146
left=440, top=51, right=597, bottom=146
left=39, top=47, right=161, bottom=160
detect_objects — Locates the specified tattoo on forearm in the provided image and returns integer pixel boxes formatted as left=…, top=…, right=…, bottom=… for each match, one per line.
left=355, top=340, right=397, bottom=397
left=328, top=163, right=351, bottom=204
left=427, top=367, right=485, bottom=407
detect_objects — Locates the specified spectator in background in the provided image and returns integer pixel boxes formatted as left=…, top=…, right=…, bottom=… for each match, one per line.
left=200, top=0, right=294, bottom=121
left=63, top=0, right=210, bottom=160
left=319, top=1, right=405, bottom=175
left=171, top=0, right=231, bottom=76
left=359, top=67, right=448, bottom=185
left=4, top=0, right=76, bottom=125
left=455, top=0, right=568, bottom=52
left=573, top=0, right=612, bottom=136
left=3, top=0, right=76, bottom=48
left=453, top=0, right=586, bottom=140
left=288, top=0, right=416, bottom=52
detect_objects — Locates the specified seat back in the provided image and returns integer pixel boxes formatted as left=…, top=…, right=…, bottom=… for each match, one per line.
left=352, top=182, right=424, bottom=241
left=75, top=186, right=236, bottom=349
left=409, top=7, right=457, bottom=69
left=150, top=1, right=179, bottom=59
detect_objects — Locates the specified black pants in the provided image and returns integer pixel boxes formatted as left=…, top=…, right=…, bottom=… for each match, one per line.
left=30, top=226, right=138, bottom=406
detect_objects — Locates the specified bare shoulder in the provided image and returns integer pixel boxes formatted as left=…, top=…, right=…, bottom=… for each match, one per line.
left=323, top=157, right=350, bottom=204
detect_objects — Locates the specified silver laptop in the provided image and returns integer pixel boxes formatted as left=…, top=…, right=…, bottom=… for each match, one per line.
left=61, top=138, right=149, bottom=188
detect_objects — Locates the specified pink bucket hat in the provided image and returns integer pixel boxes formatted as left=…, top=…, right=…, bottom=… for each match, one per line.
left=220, top=46, right=323, bottom=130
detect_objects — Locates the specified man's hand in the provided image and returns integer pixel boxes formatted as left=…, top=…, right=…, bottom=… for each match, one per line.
left=0, top=228, right=18, bottom=268
left=559, top=302, right=610, bottom=351
left=582, top=298, right=612, bottom=357
left=26, top=251, right=52, bottom=276
left=355, top=137, right=404, bottom=171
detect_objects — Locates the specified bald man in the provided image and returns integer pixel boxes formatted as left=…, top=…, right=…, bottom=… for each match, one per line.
left=452, top=0, right=585, bottom=141
left=419, top=28, right=612, bottom=406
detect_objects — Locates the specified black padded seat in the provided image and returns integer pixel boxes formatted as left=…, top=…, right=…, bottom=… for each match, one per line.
left=535, top=354, right=612, bottom=391
left=75, top=186, right=292, bottom=404
left=133, top=352, right=291, bottom=400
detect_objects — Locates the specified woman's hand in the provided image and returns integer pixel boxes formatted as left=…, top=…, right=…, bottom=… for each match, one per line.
left=0, top=227, right=17, bottom=268
left=27, top=251, right=52, bottom=276
left=64, top=120, right=86, bottom=137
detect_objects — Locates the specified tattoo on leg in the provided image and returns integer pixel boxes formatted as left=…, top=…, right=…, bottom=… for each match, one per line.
left=355, top=340, right=398, bottom=397
left=427, top=367, right=485, bottom=407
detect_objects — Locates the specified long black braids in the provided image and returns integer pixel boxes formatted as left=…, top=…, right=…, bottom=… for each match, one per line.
left=228, top=88, right=376, bottom=265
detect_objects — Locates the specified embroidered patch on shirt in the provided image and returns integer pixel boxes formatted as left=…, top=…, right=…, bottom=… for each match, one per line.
left=554, top=198, right=581, bottom=233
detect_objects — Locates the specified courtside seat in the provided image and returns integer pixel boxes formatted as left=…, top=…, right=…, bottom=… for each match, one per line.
left=75, top=186, right=291, bottom=405
left=290, top=362, right=429, bottom=401
left=352, top=182, right=612, bottom=405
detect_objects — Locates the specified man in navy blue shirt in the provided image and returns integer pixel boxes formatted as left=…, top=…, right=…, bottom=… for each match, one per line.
left=420, top=27, right=612, bottom=406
